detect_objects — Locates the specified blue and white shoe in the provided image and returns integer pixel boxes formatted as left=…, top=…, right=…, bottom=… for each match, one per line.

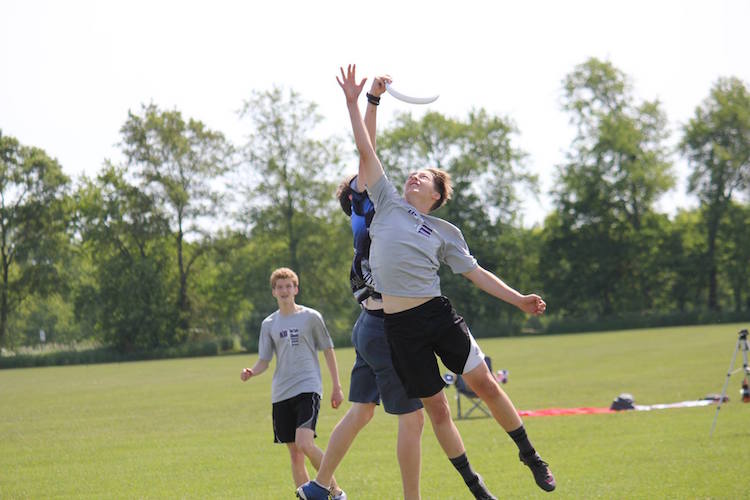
left=296, top=481, right=331, bottom=500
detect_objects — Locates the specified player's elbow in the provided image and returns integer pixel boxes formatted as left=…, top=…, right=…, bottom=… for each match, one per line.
left=462, top=265, right=484, bottom=283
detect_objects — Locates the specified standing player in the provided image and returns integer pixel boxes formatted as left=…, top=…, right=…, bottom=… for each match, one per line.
left=241, top=267, right=347, bottom=499
left=336, top=64, right=556, bottom=494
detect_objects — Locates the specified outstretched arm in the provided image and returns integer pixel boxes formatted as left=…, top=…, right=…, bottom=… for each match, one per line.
left=323, top=347, right=344, bottom=409
left=337, top=64, right=385, bottom=190
left=356, top=74, right=391, bottom=192
left=463, top=266, right=547, bottom=315
left=364, top=75, right=391, bottom=150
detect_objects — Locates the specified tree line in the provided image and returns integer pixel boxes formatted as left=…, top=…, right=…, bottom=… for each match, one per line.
left=2, top=58, right=749, bottom=353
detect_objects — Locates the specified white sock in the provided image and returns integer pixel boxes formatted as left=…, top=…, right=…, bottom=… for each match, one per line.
left=312, top=480, right=330, bottom=490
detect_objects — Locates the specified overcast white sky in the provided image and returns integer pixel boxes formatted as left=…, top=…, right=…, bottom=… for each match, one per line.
left=2, top=0, right=749, bottom=226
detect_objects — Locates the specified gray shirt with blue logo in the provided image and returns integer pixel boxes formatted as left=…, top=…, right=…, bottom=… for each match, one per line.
left=367, top=174, right=478, bottom=297
left=258, top=306, right=334, bottom=403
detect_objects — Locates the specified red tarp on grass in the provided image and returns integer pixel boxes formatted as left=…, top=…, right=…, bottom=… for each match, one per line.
left=517, top=399, right=715, bottom=417
left=518, top=407, right=614, bottom=417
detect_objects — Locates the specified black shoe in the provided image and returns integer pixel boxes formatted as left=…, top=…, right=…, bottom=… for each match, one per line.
left=519, top=452, right=556, bottom=492
left=467, top=474, right=498, bottom=500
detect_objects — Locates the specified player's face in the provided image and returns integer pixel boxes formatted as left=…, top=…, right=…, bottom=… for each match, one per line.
left=272, top=278, right=298, bottom=303
left=404, top=170, right=440, bottom=207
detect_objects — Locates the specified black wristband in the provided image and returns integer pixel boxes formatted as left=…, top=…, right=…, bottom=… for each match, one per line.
left=366, top=92, right=380, bottom=106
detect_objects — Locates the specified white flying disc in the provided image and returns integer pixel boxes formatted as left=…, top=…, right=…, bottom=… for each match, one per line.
left=385, top=83, right=439, bottom=105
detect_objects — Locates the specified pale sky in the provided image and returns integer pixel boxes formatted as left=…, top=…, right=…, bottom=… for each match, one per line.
left=2, top=0, right=749, bottom=226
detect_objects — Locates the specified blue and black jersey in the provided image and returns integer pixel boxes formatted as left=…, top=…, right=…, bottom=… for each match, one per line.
left=348, top=177, right=382, bottom=303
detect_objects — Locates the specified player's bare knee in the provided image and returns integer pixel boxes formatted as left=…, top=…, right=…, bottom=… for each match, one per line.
left=423, top=397, right=452, bottom=425
left=413, top=408, right=426, bottom=428
left=297, top=441, right=317, bottom=458
left=399, top=409, right=425, bottom=432
left=466, top=371, right=500, bottom=400
left=352, top=403, right=375, bottom=426
left=287, top=443, right=305, bottom=464
left=294, top=434, right=317, bottom=456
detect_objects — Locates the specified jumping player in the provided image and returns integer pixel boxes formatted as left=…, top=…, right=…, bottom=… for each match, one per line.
left=336, top=64, right=556, bottom=494
left=302, top=72, right=498, bottom=500
left=297, top=75, right=425, bottom=500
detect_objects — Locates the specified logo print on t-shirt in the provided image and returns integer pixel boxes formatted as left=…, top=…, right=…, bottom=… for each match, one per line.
left=408, top=208, right=433, bottom=238
left=279, top=329, right=288, bottom=338
left=289, top=329, right=300, bottom=346
left=417, top=224, right=433, bottom=238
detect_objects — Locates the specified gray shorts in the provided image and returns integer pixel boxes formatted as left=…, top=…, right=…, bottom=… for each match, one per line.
left=349, top=308, right=423, bottom=415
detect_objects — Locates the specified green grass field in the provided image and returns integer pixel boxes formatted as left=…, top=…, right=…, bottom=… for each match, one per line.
left=2, top=323, right=749, bottom=499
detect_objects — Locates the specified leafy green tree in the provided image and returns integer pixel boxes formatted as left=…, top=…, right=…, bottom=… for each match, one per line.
left=378, top=109, right=534, bottom=224
left=203, top=217, right=352, bottom=348
left=237, top=86, right=342, bottom=277
left=0, top=131, right=71, bottom=345
left=718, top=202, right=750, bottom=311
left=10, top=293, right=76, bottom=346
left=662, top=209, right=708, bottom=313
left=76, top=166, right=175, bottom=351
left=540, top=210, right=624, bottom=317
left=119, top=103, right=233, bottom=336
left=234, top=87, right=355, bottom=342
left=10, top=235, right=83, bottom=346
left=190, top=231, right=255, bottom=339
left=543, top=58, right=674, bottom=316
left=680, top=77, right=750, bottom=310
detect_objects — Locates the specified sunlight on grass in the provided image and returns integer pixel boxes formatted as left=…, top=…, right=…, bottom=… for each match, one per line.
left=1, top=323, right=748, bottom=498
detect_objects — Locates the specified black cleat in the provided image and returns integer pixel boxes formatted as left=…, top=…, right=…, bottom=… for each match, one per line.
left=520, top=452, right=556, bottom=492
left=467, top=474, right=498, bottom=500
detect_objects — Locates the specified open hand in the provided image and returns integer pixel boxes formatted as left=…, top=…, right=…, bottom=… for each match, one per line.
left=336, top=64, right=366, bottom=103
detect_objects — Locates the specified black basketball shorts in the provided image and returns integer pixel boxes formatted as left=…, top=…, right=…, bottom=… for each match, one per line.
left=271, top=392, right=321, bottom=443
left=384, top=296, right=485, bottom=399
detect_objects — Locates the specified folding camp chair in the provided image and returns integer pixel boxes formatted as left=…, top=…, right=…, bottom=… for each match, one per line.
left=443, top=356, right=500, bottom=419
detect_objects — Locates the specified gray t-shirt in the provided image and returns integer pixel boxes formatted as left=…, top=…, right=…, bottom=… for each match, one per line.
left=367, top=174, right=478, bottom=297
left=257, top=305, right=334, bottom=403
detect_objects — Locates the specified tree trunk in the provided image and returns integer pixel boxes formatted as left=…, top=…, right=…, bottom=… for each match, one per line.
left=733, top=286, right=742, bottom=313
left=0, top=259, right=7, bottom=345
left=176, top=229, right=190, bottom=334
left=285, top=190, right=299, bottom=275
left=706, top=213, right=720, bottom=311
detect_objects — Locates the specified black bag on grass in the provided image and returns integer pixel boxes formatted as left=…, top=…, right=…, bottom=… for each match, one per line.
left=610, top=393, right=635, bottom=410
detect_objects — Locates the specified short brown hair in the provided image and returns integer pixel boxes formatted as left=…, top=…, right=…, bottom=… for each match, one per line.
left=269, top=267, right=299, bottom=289
left=336, top=175, right=356, bottom=216
left=427, top=168, right=453, bottom=211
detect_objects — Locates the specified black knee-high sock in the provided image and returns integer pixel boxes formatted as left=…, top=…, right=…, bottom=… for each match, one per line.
left=450, top=453, right=479, bottom=484
left=508, top=425, right=536, bottom=457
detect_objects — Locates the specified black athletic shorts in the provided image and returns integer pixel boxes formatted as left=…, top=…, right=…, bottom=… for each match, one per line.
left=271, top=392, right=320, bottom=443
left=384, top=296, right=483, bottom=399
